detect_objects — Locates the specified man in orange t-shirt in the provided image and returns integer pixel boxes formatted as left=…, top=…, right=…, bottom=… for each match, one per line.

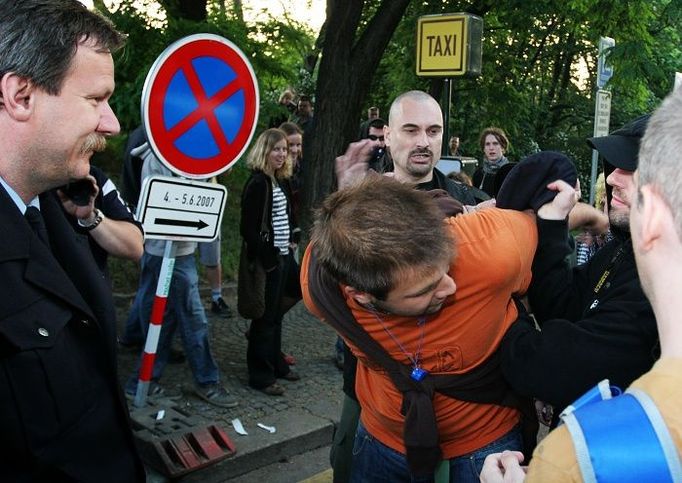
left=302, top=174, right=540, bottom=482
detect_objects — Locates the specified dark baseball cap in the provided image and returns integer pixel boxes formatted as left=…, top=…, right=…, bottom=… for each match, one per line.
left=586, top=114, right=650, bottom=171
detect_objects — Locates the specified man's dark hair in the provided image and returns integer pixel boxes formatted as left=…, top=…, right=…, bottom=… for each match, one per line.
left=312, top=176, right=454, bottom=299
left=368, top=118, right=386, bottom=130
left=0, top=0, right=125, bottom=95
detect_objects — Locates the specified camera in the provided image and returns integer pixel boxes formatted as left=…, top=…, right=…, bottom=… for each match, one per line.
left=371, top=146, right=385, bottom=165
left=59, top=179, right=96, bottom=206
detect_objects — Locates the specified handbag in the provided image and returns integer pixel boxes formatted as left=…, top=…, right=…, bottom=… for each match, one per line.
left=237, top=180, right=271, bottom=319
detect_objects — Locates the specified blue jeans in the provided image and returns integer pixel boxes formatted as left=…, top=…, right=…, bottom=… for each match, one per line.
left=126, top=252, right=219, bottom=391
left=350, top=422, right=522, bottom=483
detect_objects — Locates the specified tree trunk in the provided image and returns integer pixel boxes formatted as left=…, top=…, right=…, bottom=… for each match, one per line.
left=300, top=0, right=411, bottom=237
left=159, top=0, right=208, bottom=22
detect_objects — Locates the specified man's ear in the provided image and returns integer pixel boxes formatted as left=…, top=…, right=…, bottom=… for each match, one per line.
left=636, top=184, right=666, bottom=252
left=343, top=285, right=374, bottom=306
left=0, top=73, right=36, bottom=121
left=383, top=124, right=391, bottom=147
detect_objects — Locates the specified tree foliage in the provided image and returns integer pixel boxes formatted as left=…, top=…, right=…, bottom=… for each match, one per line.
left=362, top=0, right=682, bottom=190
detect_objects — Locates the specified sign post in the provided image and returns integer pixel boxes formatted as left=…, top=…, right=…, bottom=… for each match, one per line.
left=133, top=33, right=259, bottom=408
left=590, top=36, right=615, bottom=204
left=416, top=13, right=482, bottom=155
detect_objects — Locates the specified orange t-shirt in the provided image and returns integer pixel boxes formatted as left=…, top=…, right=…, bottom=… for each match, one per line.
left=302, top=208, right=537, bottom=458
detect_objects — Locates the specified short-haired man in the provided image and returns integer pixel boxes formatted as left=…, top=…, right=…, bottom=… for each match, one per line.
left=449, top=135, right=462, bottom=157
left=292, top=94, right=314, bottom=134
left=499, top=115, right=658, bottom=425
left=481, top=86, right=682, bottom=483
left=384, top=90, right=477, bottom=204
left=302, top=172, right=541, bottom=481
left=0, top=0, right=143, bottom=480
left=363, top=117, right=389, bottom=173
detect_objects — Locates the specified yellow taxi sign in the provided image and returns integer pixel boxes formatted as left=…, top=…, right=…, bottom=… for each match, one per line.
left=416, top=13, right=483, bottom=77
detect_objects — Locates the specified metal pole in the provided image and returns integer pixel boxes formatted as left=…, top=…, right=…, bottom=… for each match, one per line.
left=442, top=78, right=452, bottom=156
left=134, top=240, right=176, bottom=408
left=589, top=150, right=599, bottom=205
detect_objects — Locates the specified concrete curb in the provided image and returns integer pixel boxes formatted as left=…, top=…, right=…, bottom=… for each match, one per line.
left=182, top=409, right=335, bottom=482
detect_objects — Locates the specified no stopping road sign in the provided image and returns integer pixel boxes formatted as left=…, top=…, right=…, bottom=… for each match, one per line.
left=142, top=34, right=259, bottom=179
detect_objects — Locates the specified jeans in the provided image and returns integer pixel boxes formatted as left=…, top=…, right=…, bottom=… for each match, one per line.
left=247, top=251, right=294, bottom=388
left=350, top=422, right=522, bottom=483
left=126, top=252, right=219, bottom=391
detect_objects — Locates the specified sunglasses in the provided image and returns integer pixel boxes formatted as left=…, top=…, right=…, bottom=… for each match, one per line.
left=368, top=135, right=385, bottom=141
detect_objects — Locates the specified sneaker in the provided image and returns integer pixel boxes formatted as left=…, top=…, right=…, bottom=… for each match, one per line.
left=259, top=382, right=285, bottom=396
left=210, top=297, right=233, bottom=317
left=279, top=370, right=300, bottom=381
left=194, top=383, right=239, bottom=408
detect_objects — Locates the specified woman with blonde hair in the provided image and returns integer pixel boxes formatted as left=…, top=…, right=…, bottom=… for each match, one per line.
left=239, top=128, right=301, bottom=395
left=279, top=122, right=304, bottom=221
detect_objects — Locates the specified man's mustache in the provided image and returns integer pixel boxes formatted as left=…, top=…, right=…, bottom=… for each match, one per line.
left=80, top=134, right=107, bottom=154
left=409, top=148, right=433, bottom=157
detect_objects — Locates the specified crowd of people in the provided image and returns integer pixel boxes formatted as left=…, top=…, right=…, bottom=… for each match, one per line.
left=1, top=1, right=680, bottom=482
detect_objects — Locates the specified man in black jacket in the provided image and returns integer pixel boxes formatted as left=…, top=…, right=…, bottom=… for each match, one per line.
left=0, top=1, right=144, bottom=481
left=500, top=115, right=659, bottom=421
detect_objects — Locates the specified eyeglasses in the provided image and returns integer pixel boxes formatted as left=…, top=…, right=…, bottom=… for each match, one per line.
left=368, top=135, right=385, bottom=141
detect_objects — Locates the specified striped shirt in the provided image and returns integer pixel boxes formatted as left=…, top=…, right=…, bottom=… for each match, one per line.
left=271, top=184, right=290, bottom=254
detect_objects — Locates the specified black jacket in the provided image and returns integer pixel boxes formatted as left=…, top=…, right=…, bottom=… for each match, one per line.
left=432, top=168, right=478, bottom=205
left=500, top=218, right=658, bottom=413
left=0, top=187, right=144, bottom=481
left=240, top=170, right=298, bottom=271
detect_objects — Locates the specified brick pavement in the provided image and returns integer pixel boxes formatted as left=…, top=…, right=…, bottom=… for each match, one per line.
left=114, top=285, right=343, bottom=481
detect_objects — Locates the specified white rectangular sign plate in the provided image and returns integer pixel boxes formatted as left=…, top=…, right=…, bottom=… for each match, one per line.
left=136, top=176, right=227, bottom=242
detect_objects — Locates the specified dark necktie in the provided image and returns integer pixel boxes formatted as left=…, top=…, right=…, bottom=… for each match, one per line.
left=25, top=206, right=50, bottom=246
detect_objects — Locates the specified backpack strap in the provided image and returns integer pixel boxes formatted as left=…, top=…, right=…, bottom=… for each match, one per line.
left=562, top=381, right=681, bottom=483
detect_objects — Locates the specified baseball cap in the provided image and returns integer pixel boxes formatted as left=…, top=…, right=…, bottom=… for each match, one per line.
left=586, top=114, right=650, bottom=171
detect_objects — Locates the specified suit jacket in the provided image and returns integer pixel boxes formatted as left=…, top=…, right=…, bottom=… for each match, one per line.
left=0, top=185, right=144, bottom=481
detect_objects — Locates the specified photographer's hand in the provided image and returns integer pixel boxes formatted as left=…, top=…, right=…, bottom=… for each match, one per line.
left=335, top=139, right=380, bottom=190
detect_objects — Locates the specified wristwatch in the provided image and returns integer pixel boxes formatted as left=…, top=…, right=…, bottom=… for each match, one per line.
left=77, top=208, right=104, bottom=231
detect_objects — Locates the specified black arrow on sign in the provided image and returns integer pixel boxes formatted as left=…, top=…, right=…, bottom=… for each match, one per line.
left=155, top=218, right=209, bottom=230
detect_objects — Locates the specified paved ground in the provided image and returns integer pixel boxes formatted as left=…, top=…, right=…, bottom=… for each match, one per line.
left=114, top=283, right=343, bottom=482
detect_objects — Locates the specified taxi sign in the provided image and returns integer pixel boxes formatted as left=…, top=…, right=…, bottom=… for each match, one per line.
left=416, top=13, right=483, bottom=77
left=141, top=34, right=259, bottom=179
left=136, top=176, right=227, bottom=242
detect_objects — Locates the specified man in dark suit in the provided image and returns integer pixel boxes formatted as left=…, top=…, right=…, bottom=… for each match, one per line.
left=0, top=1, right=144, bottom=481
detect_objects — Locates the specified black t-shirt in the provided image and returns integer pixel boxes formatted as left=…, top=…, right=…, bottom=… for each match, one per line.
left=64, top=165, right=142, bottom=280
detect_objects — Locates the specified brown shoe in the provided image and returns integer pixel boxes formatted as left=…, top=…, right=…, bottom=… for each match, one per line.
left=279, top=370, right=301, bottom=381
left=260, top=383, right=285, bottom=396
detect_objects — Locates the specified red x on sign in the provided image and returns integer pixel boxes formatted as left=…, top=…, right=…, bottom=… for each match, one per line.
left=142, top=34, right=259, bottom=178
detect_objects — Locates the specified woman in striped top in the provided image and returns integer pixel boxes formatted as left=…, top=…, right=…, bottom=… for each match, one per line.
left=240, top=128, right=301, bottom=396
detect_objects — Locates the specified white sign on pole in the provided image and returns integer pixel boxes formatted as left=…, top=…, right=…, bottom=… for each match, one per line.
left=589, top=89, right=613, bottom=204
left=593, top=89, right=612, bottom=137
left=136, top=176, right=227, bottom=242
